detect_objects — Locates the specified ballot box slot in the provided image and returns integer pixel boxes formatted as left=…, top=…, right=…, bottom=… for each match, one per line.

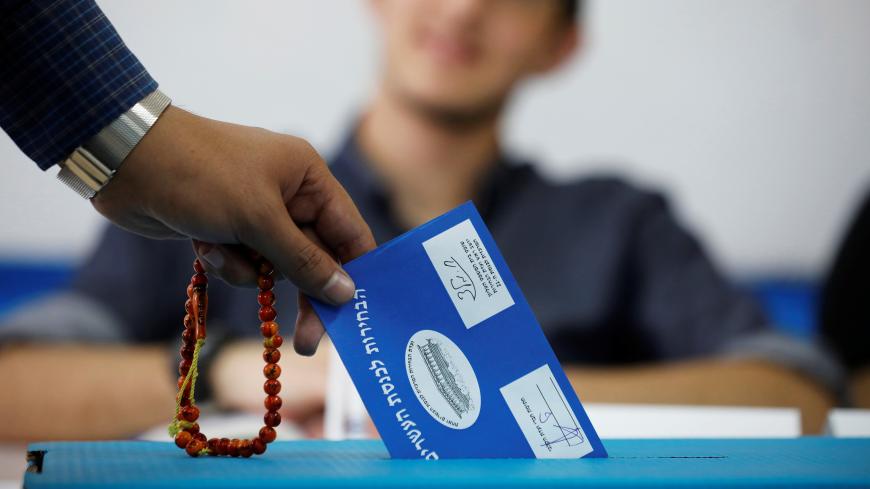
left=609, top=455, right=727, bottom=459
left=25, top=450, right=45, bottom=474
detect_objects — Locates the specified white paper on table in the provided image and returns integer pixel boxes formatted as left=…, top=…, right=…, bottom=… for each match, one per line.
left=324, top=342, right=368, bottom=440
left=584, top=403, right=801, bottom=438
left=826, top=408, right=870, bottom=437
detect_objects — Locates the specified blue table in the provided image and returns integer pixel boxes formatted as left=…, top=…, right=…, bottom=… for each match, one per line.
left=24, top=438, right=870, bottom=488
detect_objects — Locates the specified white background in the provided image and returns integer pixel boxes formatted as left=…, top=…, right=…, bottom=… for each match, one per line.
left=1, top=0, right=868, bottom=277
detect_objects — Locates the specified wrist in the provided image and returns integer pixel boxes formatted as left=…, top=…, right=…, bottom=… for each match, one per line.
left=57, top=89, right=171, bottom=199
left=89, top=104, right=215, bottom=240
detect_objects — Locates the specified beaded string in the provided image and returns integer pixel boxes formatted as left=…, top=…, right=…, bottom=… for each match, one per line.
left=169, top=256, right=283, bottom=458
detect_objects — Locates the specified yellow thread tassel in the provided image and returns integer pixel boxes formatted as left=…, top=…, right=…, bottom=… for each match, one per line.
left=168, top=337, right=205, bottom=438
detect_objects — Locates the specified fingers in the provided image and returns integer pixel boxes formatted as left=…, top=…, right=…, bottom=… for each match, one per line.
left=238, top=195, right=355, bottom=305
left=192, top=241, right=259, bottom=287
left=290, top=163, right=376, bottom=264
left=192, top=237, right=330, bottom=357
left=299, top=411, right=326, bottom=439
left=314, top=182, right=376, bottom=263
left=293, top=292, right=325, bottom=356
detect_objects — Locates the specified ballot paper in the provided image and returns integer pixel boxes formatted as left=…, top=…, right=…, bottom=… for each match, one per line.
left=310, top=202, right=606, bottom=459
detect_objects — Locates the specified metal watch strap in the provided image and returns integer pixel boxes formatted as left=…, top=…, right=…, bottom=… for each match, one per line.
left=57, top=89, right=172, bottom=199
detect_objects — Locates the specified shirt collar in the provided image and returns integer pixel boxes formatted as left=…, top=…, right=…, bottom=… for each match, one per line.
left=328, top=128, right=525, bottom=234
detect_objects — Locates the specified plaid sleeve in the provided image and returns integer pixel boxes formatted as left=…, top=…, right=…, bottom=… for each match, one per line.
left=0, top=0, right=158, bottom=170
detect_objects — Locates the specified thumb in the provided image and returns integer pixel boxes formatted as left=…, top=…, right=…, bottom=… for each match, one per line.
left=240, top=202, right=355, bottom=305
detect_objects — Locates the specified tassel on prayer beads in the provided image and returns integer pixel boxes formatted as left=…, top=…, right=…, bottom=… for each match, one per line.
left=168, top=256, right=283, bottom=457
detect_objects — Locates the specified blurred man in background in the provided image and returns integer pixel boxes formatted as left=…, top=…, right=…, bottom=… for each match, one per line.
left=0, top=0, right=843, bottom=440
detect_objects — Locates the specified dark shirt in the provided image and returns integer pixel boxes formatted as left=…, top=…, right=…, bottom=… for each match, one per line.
left=9, top=134, right=773, bottom=367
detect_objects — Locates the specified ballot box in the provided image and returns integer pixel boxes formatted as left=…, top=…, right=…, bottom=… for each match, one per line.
left=23, top=438, right=870, bottom=488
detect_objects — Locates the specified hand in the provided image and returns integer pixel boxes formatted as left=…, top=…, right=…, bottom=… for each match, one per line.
left=91, top=106, right=375, bottom=354
left=211, top=339, right=378, bottom=439
left=212, top=340, right=329, bottom=428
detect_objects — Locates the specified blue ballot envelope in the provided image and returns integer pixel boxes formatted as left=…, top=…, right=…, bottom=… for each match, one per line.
left=311, top=202, right=607, bottom=459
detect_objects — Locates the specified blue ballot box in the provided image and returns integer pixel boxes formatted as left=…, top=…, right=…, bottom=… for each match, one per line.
left=23, top=438, right=870, bottom=488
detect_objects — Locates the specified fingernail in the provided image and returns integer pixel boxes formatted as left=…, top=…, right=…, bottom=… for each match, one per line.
left=199, top=245, right=224, bottom=270
left=322, top=269, right=354, bottom=304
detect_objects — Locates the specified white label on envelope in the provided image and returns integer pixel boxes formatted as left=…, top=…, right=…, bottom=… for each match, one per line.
left=499, top=364, right=593, bottom=459
left=422, top=219, right=514, bottom=328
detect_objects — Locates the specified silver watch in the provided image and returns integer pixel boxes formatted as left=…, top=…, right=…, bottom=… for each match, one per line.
left=57, top=89, right=172, bottom=199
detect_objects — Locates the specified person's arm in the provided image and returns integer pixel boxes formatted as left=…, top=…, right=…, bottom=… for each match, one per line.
left=565, top=359, right=834, bottom=434
left=619, top=191, right=766, bottom=358
left=0, top=225, right=195, bottom=441
left=1, top=1, right=376, bottom=352
left=210, top=339, right=330, bottom=431
left=588, top=190, right=842, bottom=431
left=622, top=191, right=840, bottom=383
left=0, top=343, right=175, bottom=441
left=0, top=0, right=156, bottom=170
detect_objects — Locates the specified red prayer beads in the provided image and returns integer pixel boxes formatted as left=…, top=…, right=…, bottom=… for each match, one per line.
left=169, top=257, right=282, bottom=458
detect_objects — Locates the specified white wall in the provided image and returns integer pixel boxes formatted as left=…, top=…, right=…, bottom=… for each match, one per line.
left=1, top=0, right=868, bottom=277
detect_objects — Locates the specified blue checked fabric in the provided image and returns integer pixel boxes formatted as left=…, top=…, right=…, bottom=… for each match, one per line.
left=0, top=0, right=158, bottom=170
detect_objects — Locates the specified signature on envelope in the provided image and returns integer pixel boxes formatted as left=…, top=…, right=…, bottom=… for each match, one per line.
left=443, top=257, right=477, bottom=301
left=536, top=378, right=585, bottom=449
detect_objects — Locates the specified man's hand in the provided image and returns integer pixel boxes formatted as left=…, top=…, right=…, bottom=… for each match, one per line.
left=91, top=106, right=375, bottom=354
left=212, top=340, right=328, bottom=431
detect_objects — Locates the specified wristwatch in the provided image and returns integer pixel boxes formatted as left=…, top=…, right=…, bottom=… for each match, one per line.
left=57, top=89, right=172, bottom=199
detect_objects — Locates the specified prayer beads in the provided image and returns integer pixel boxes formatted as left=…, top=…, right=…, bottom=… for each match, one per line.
left=168, top=257, right=282, bottom=457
